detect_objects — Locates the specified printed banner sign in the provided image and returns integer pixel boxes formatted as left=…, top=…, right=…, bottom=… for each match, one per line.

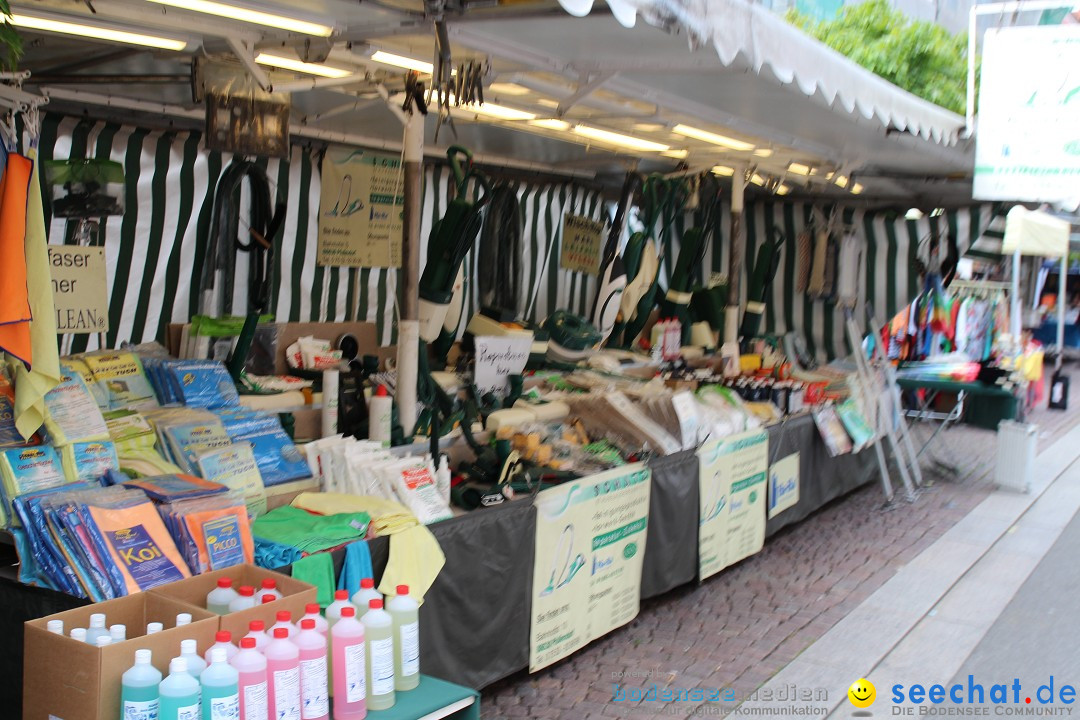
left=974, top=26, right=1080, bottom=204
left=317, top=147, right=404, bottom=267
left=559, top=213, right=604, bottom=275
left=529, top=463, right=651, bottom=671
left=697, top=429, right=768, bottom=580
left=768, top=452, right=800, bottom=520
left=49, top=246, right=109, bottom=334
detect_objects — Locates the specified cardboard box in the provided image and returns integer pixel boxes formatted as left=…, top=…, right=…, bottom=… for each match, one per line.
left=150, top=564, right=317, bottom=637
left=23, top=594, right=218, bottom=720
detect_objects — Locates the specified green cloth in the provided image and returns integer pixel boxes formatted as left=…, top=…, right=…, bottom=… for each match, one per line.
left=252, top=505, right=370, bottom=554
left=290, top=552, right=336, bottom=607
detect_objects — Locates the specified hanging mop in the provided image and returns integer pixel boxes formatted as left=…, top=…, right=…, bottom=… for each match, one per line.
left=613, top=174, right=671, bottom=348
left=591, top=172, right=639, bottom=346
left=738, top=227, right=786, bottom=342
left=659, top=176, right=713, bottom=344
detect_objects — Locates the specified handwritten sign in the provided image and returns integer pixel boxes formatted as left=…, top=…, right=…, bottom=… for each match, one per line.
left=317, top=147, right=404, bottom=268
left=49, top=246, right=109, bottom=334
left=474, top=335, right=532, bottom=398
left=559, top=213, right=604, bottom=275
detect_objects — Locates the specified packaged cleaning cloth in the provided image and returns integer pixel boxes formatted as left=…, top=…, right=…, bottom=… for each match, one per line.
left=62, top=357, right=109, bottom=409
left=161, top=418, right=233, bottom=474
left=81, top=352, right=159, bottom=410
left=221, top=413, right=310, bottom=486
left=121, top=473, right=228, bottom=503
left=378, top=457, right=453, bottom=525
left=197, top=443, right=268, bottom=519
left=151, top=359, right=239, bottom=409
left=0, top=445, right=68, bottom=526
left=159, top=492, right=254, bottom=574
left=104, top=409, right=184, bottom=477
left=61, top=440, right=120, bottom=483
left=43, top=363, right=109, bottom=446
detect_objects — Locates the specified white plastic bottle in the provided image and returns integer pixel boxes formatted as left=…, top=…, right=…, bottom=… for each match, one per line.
left=69, top=628, right=87, bottom=643
left=159, top=657, right=200, bottom=720
left=262, top=594, right=278, bottom=605
left=387, top=585, right=420, bottom=691
left=271, top=610, right=297, bottom=640
left=95, top=636, right=112, bottom=648
left=231, top=637, right=268, bottom=720
left=204, top=630, right=239, bottom=663
left=85, top=613, right=109, bottom=646
left=180, top=638, right=208, bottom=679
left=243, top=620, right=270, bottom=653
left=146, top=622, right=164, bottom=635
left=201, top=647, right=240, bottom=720
left=110, top=624, right=127, bottom=643
left=361, top=599, right=395, bottom=710
left=295, top=619, right=330, bottom=720
left=260, top=578, right=284, bottom=601
left=301, top=603, right=329, bottom=636
left=122, top=649, right=162, bottom=720
left=176, top=613, right=192, bottom=628
left=351, top=578, right=382, bottom=619
left=207, top=577, right=239, bottom=615
left=436, top=455, right=451, bottom=504
left=369, top=386, right=392, bottom=446
left=229, top=585, right=258, bottom=613
left=325, top=590, right=354, bottom=632
left=46, top=619, right=63, bottom=635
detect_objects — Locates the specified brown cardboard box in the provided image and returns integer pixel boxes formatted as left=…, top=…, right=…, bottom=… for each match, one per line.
left=149, top=564, right=316, bottom=637
left=23, top=594, right=218, bottom=720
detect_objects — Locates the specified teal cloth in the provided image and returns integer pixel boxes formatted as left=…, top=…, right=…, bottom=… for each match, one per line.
left=254, top=536, right=303, bottom=569
left=290, top=552, right=336, bottom=607
left=252, top=505, right=370, bottom=554
left=337, top=539, right=374, bottom=599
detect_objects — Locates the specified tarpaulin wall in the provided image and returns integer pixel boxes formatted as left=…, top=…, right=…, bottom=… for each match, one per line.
left=38, top=114, right=605, bottom=353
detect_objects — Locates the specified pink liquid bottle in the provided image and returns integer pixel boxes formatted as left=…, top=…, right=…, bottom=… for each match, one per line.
left=231, top=637, right=267, bottom=720
left=266, top=627, right=302, bottom=720
left=296, top=619, right=330, bottom=720
left=300, top=604, right=329, bottom=636
left=244, top=620, right=270, bottom=653
left=331, top=605, right=366, bottom=720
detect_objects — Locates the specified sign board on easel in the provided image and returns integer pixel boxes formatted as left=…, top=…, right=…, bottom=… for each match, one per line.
left=49, top=246, right=109, bottom=334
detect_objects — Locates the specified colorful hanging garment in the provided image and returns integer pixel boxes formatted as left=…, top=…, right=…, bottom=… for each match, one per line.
left=0, top=152, right=33, bottom=367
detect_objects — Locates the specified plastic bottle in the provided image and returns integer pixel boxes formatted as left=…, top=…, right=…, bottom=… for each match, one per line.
left=325, top=590, right=354, bottom=631
left=204, top=630, right=239, bottom=664
left=266, top=627, right=302, bottom=720
left=361, top=599, right=394, bottom=710
left=231, top=637, right=268, bottom=720
left=146, top=622, right=164, bottom=635
left=369, top=386, right=392, bottom=446
left=95, top=635, right=112, bottom=648
left=180, top=638, right=208, bottom=679
left=69, top=628, right=87, bottom=643
left=229, top=586, right=258, bottom=613
left=301, top=604, right=329, bottom=636
left=436, top=455, right=451, bottom=504
left=331, top=605, right=366, bottom=720
left=350, top=579, right=382, bottom=619
left=296, top=619, right=330, bottom=720
left=201, top=647, right=239, bottom=720
left=271, top=610, right=297, bottom=640
left=122, top=649, right=162, bottom=720
left=322, top=368, right=340, bottom=437
left=176, top=613, right=193, bottom=628
left=46, top=619, right=63, bottom=635
left=159, top=657, right=200, bottom=720
left=387, top=585, right=420, bottom=691
left=207, top=577, right=239, bottom=615
left=85, top=613, right=109, bottom=646
left=260, top=578, right=284, bottom=601
left=110, top=624, right=127, bottom=643
left=244, top=620, right=270, bottom=653
left=262, top=594, right=278, bottom=605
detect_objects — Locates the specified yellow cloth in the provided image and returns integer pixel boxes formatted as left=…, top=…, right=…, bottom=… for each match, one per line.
left=292, top=492, right=419, bottom=536
left=378, top=525, right=445, bottom=604
left=13, top=149, right=59, bottom=439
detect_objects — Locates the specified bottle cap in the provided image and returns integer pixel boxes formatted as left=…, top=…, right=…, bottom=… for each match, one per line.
left=110, top=624, right=126, bottom=640
left=262, top=594, right=277, bottom=604
left=217, top=577, right=233, bottom=589
left=238, top=585, right=255, bottom=597
left=369, top=599, right=383, bottom=610
left=261, top=578, right=277, bottom=589
left=170, top=657, right=188, bottom=674
left=210, top=648, right=228, bottom=664
left=341, top=606, right=356, bottom=618
left=360, top=578, right=375, bottom=589
left=181, top=639, right=197, bottom=654
left=95, top=636, right=112, bottom=647
left=176, top=613, right=192, bottom=626
left=240, top=637, right=256, bottom=649
left=376, top=385, right=388, bottom=397
left=301, top=619, right=315, bottom=630
left=47, top=620, right=63, bottom=634
left=396, top=585, right=409, bottom=596
left=273, top=628, right=289, bottom=639
left=70, top=628, right=86, bottom=641
left=276, top=611, right=291, bottom=623
left=89, top=613, right=105, bottom=628
left=306, top=603, right=320, bottom=615
left=135, top=649, right=152, bottom=664
left=215, top=631, right=231, bottom=643
left=146, top=622, right=164, bottom=634
left=249, top=620, right=265, bottom=632
left=335, top=589, right=349, bottom=600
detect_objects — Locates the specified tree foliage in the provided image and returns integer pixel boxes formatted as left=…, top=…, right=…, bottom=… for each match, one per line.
left=0, top=0, right=22, bottom=71
left=787, top=0, right=969, bottom=114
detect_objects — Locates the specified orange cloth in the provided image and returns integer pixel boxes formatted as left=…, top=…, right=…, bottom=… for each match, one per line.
left=0, top=152, right=34, bottom=367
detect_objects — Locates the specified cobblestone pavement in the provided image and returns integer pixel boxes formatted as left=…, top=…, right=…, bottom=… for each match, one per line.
left=480, top=367, right=1080, bottom=720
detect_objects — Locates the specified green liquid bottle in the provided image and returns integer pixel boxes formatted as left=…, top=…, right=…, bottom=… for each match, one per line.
left=122, top=649, right=162, bottom=720
left=361, top=599, right=395, bottom=710
left=387, top=585, right=420, bottom=691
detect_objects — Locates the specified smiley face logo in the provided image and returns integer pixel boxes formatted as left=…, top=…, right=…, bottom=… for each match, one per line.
left=848, top=678, right=876, bottom=708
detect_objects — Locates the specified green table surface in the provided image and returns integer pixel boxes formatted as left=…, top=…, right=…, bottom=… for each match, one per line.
left=894, top=377, right=1014, bottom=397
left=366, top=675, right=481, bottom=720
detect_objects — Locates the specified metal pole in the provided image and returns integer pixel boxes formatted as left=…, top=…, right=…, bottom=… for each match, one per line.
left=720, top=168, right=745, bottom=376
left=1057, top=253, right=1066, bottom=371
left=1011, top=247, right=1022, bottom=339
left=965, top=6, right=978, bottom=134
left=395, top=109, right=424, bottom=437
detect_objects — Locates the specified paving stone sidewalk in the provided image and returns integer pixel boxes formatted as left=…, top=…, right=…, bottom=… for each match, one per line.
left=480, top=368, right=1080, bottom=720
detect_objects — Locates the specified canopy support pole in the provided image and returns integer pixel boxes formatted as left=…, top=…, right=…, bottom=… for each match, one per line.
left=396, top=106, right=424, bottom=437
left=721, top=167, right=745, bottom=376
left=1057, top=256, right=1066, bottom=371
left=1011, top=247, right=1021, bottom=340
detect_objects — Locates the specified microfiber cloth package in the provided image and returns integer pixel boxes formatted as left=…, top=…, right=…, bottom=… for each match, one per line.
left=121, top=473, right=228, bottom=503
left=0, top=445, right=68, bottom=527
left=252, top=505, right=370, bottom=555
left=43, top=364, right=109, bottom=446
left=81, top=351, right=159, bottom=411
left=221, top=413, right=310, bottom=486
left=61, top=440, right=120, bottom=483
